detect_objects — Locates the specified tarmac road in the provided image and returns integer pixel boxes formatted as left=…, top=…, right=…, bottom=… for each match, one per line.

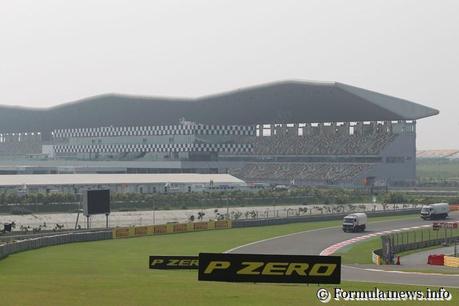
left=228, top=212, right=459, bottom=287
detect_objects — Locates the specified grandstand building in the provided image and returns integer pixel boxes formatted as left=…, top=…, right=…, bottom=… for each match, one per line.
left=0, top=81, right=438, bottom=187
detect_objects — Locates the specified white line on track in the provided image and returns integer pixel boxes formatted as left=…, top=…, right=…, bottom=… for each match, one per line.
left=344, top=265, right=459, bottom=277
left=342, top=265, right=459, bottom=288
left=362, top=268, right=459, bottom=276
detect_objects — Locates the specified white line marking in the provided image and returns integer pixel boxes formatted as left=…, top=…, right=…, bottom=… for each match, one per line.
left=342, top=265, right=459, bottom=288
left=345, top=265, right=459, bottom=277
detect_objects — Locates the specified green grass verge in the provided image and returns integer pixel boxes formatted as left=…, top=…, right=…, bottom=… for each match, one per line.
left=1, top=214, right=457, bottom=306
left=335, top=237, right=380, bottom=264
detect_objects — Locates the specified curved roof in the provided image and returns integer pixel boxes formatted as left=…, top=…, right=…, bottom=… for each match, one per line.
left=0, top=80, right=438, bottom=133
left=194, top=80, right=438, bottom=123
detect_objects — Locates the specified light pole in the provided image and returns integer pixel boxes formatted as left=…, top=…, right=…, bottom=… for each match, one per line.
left=226, top=198, right=229, bottom=220
left=454, top=239, right=457, bottom=257
left=152, top=196, right=156, bottom=225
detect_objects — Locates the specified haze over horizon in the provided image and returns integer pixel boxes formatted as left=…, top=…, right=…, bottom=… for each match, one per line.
left=1, top=0, right=458, bottom=149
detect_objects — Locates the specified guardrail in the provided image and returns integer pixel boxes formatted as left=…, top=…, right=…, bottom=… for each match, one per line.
left=0, top=230, right=111, bottom=260
left=0, top=220, right=233, bottom=260
left=0, top=228, right=112, bottom=243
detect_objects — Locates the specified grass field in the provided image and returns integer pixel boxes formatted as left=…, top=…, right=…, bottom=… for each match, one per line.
left=335, top=237, right=380, bottom=264
left=1, top=214, right=458, bottom=306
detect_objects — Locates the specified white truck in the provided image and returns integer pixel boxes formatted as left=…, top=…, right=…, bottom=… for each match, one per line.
left=342, top=213, right=367, bottom=232
left=420, top=203, right=449, bottom=220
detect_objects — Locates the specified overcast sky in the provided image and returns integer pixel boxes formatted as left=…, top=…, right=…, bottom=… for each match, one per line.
left=1, top=0, right=458, bottom=149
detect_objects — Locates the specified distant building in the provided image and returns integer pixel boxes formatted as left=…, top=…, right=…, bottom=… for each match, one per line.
left=0, top=80, right=439, bottom=187
left=0, top=173, right=246, bottom=194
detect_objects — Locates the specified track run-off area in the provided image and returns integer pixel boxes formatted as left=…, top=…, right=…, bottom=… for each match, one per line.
left=228, top=211, right=459, bottom=288
left=2, top=213, right=459, bottom=305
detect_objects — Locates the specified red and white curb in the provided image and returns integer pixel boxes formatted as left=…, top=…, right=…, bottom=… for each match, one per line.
left=319, top=225, right=432, bottom=256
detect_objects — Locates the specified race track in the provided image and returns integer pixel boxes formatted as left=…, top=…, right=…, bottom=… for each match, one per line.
left=228, top=212, right=459, bottom=287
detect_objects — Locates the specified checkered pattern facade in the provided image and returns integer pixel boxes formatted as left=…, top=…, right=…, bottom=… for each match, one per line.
left=52, top=124, right=255, bottom=138
left=54, top=143, right=253, bottom=154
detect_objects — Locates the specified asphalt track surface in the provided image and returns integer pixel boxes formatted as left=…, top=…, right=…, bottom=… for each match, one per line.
left=228, top=212, right=459, bottom=288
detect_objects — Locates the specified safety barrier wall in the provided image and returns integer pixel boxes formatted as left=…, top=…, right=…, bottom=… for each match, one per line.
left=112, top=220, right=232, bottom=239
left=0, top=230, right=111, bottom=260
left=444, top=256, right=459, bottom=268
left=232, top=208, right=419, bottom=228
left=427, top=254, right=445, bottom=265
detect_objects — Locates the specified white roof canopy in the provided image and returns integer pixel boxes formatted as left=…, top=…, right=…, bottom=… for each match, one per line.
left=0, top=173, right=245, bottom=187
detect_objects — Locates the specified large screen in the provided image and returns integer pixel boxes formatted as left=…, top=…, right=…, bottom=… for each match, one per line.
left=83, top=189, right=110, bottom=216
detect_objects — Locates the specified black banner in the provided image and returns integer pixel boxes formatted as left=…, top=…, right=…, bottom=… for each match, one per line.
left=198, top=253, right=341, bottom=284
left=149, top=256, right=199, bottom=270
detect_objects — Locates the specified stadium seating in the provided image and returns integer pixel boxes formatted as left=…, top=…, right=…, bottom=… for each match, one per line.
left=251, top=132, right=395, bottom=156
left=230, top=163, right=371, bottom=182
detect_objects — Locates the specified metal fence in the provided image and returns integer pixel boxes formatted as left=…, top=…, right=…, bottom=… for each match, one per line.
left=0, top=230, right=112, bottom=260
left=381, top=225, right=459, bottom=263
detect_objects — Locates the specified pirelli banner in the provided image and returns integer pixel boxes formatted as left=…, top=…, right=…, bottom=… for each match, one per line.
left=149, top=256, right=199, bottom=270
left=112, top=220, right=232, bottom=239
left=198, top=253, right=341, bottom=284
left=113, top=227, right=131, bottom=238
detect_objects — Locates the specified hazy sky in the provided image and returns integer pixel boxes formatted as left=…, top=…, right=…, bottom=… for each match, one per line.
left=1, top=0, right=458, bottom=149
